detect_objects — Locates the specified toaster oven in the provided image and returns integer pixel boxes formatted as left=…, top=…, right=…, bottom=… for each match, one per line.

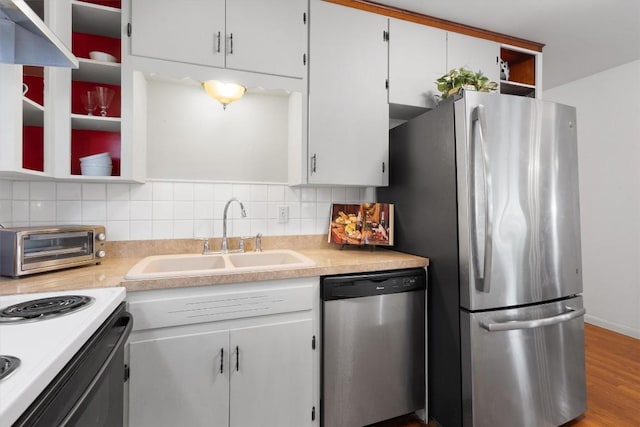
left=0, top=225, right=106, bottom=278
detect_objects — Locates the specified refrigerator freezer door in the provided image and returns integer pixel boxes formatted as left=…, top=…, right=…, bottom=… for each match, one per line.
left=455, top=92, right=583, bottom=310
left=460, top=296, right=586, bottom=427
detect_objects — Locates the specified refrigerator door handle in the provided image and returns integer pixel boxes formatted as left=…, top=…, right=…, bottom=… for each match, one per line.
left=470, top=104, right=493, bottom=292
left=480, top=307, right=586, bottom=332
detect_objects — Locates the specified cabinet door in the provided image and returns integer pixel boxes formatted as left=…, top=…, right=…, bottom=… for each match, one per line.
left=229, top=319, right=313, bottom=427
left=226, top=0, right=307, bottom=78
left=129, top=330, right=230, bottom=427
left=388, top=18, right=446, bottom=109
left=447, top=32, right=500, bottom=83
left=308, top=1, right=389, bottom=186
left=131, top=0, right=225, bottom=67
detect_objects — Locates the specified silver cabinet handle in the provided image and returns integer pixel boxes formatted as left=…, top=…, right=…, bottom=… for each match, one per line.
left=470, top=104, right=493, bottom=292
left=215, top=31, right=221, bottom=53
left=228, top=33, right=234, bottom=55
left=311, top=154, right=317, bottom=174
left=219, top=347, right=224, bottom=373
left=480, top=307, right=586, bottom=332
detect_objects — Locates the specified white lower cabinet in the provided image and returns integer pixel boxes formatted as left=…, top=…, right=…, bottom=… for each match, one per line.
left=129, top=330, right=230, bottom=427
left=125, top=278, right=318, bottom=427
left=229, top=320, right=313, bottom=426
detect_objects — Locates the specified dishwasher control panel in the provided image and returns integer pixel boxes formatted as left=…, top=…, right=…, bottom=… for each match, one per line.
left=321, top=267, right=426, bottom=301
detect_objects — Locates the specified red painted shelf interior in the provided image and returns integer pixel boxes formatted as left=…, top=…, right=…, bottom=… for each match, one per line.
left=22, top=67, right=44, bottom=172
left=71, top=81, right=121, bottom=117
left=79, top=0, right=121, bottom=9
left=70, top=30, right=122, bottom=177
left=23, top=67, right=44, bottom=106
left=23, top=126, right=44, bottom=172
left=72, top=32, right=121, bottom=63
left=71, top=129, right=121, bottom=176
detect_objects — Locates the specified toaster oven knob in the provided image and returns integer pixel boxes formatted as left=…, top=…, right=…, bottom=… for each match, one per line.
left=96, top=233, right=106, bottom=241
left=96, top=250, right=106, bottom=258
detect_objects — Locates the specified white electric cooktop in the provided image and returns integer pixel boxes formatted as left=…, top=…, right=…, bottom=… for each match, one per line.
left=0, top=287, right=126, bottom=426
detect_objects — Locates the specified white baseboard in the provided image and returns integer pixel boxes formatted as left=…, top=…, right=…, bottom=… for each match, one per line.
left=584, top=314, right=640, bottom=339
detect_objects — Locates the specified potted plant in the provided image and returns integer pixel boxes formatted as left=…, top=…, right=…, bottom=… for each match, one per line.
left=436, top=67, right=498, bottom=100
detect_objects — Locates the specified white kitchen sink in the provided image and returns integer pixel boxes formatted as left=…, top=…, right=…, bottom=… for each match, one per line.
left=227, top=251, right=312, bottom=268
left=124, top=249, right=315, bottom=280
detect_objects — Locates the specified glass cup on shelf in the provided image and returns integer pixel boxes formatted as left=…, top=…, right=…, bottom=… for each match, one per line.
left=81, top=89, right=98, bottom=116
left=94, top=86, right=115, bottom=117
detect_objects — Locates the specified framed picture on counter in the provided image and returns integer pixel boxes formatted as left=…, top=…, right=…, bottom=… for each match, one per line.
left=328, top=203, right=394, bottom=246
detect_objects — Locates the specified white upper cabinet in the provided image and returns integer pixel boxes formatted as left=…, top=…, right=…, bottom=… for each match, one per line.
left=447, top=31, right=500, bottom=83
left=307, top=0, right=389, bottom=186
left=131, top=0, right=225, bottom=68
left=130, top=0, right=307, bottom=79
left=388, top=18, right=446, bottom=109
left=225, top=0, right=307, bottom=78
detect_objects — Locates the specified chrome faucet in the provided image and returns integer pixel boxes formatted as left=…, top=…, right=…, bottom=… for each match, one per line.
left=221, top=198, right=247, bottom=253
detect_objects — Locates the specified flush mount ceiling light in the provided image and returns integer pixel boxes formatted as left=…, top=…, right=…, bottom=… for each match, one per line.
left=202, top=80, right=246, bottom=110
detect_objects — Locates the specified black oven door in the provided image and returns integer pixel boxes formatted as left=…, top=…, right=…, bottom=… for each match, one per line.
left=13, top=303, right=133, bottom=427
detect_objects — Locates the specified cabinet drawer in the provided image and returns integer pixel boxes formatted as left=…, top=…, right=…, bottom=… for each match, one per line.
left=128, top=278, right=315, bottom=331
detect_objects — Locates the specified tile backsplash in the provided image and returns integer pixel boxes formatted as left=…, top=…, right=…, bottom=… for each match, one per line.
left=0, top=180, right=374, bottom=241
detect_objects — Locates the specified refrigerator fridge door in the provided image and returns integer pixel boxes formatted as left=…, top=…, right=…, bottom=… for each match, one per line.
left=455, top=92, right=583, bottom=310
left=460, top=295, right=586, bottom=427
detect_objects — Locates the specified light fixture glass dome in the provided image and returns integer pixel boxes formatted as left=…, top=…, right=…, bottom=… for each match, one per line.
left=202, top=80, right=246, bottom=110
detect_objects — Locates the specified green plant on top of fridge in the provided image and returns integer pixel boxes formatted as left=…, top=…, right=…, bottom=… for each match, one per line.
left=436, top=67, right=498, bottom=99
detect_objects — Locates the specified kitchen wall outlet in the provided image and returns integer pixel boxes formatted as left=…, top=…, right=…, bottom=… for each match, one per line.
left=278, top=206, right=289, bottom=223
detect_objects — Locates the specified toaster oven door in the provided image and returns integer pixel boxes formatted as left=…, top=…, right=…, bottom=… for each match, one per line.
left=20, top=231, right=95, bottom=272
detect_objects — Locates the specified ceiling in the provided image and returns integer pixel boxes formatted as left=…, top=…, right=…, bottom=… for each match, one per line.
left=375, top=0, right=640, bottom=89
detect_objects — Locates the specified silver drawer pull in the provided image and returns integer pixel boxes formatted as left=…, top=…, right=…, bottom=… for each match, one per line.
left=480, top=307, right=586, bottom=332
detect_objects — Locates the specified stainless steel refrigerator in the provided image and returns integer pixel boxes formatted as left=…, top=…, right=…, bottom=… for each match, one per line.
left=377, top=91, right=586, bottom=427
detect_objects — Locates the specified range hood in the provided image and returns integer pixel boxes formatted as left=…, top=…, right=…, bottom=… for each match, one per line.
left=0, top=0, right=78, bottom=67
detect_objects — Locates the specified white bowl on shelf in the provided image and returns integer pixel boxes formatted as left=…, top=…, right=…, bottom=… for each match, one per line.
left=80, top=156, right=112, bottom=164
left=81, top=159, right=112, bottom=168
left=79, top=152, right=111, bottom=162
left=81, top=163, right=112, bottom=176
left=89, top=51, right=117, bottom=63
left=80, top=152, right=112, bottom=176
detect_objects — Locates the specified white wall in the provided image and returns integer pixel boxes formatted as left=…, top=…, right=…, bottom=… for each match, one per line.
left=544, top=60, right=640, bottom=338
left=146, top=80, right=290, bottom=182
left=0, top=179, right=374, bottom=241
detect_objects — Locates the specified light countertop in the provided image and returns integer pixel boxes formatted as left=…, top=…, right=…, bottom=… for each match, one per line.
left=0, top=236, right=428, bottom=296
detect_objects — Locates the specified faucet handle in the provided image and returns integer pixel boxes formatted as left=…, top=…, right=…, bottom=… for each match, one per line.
left=198, top=238, right=211, bottom=254
left=255, top=233, right=263, bottom=252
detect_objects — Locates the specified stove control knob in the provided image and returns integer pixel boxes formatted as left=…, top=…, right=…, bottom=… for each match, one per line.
left=96, top=233, right=106, bottom=241
left=96, top=250, right=106, bottom=258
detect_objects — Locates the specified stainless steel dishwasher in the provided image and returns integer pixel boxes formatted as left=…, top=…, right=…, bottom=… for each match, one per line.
left=321, top=268, right=426, bottom=427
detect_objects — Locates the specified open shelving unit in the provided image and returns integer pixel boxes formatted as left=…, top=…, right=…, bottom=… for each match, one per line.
left=499, top=46, right=538, bottom=98
left=69, top=0, right=122, bottom=177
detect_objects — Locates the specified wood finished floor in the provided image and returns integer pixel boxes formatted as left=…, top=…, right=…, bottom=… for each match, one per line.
left=371, top=323, right=640, bottom=427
